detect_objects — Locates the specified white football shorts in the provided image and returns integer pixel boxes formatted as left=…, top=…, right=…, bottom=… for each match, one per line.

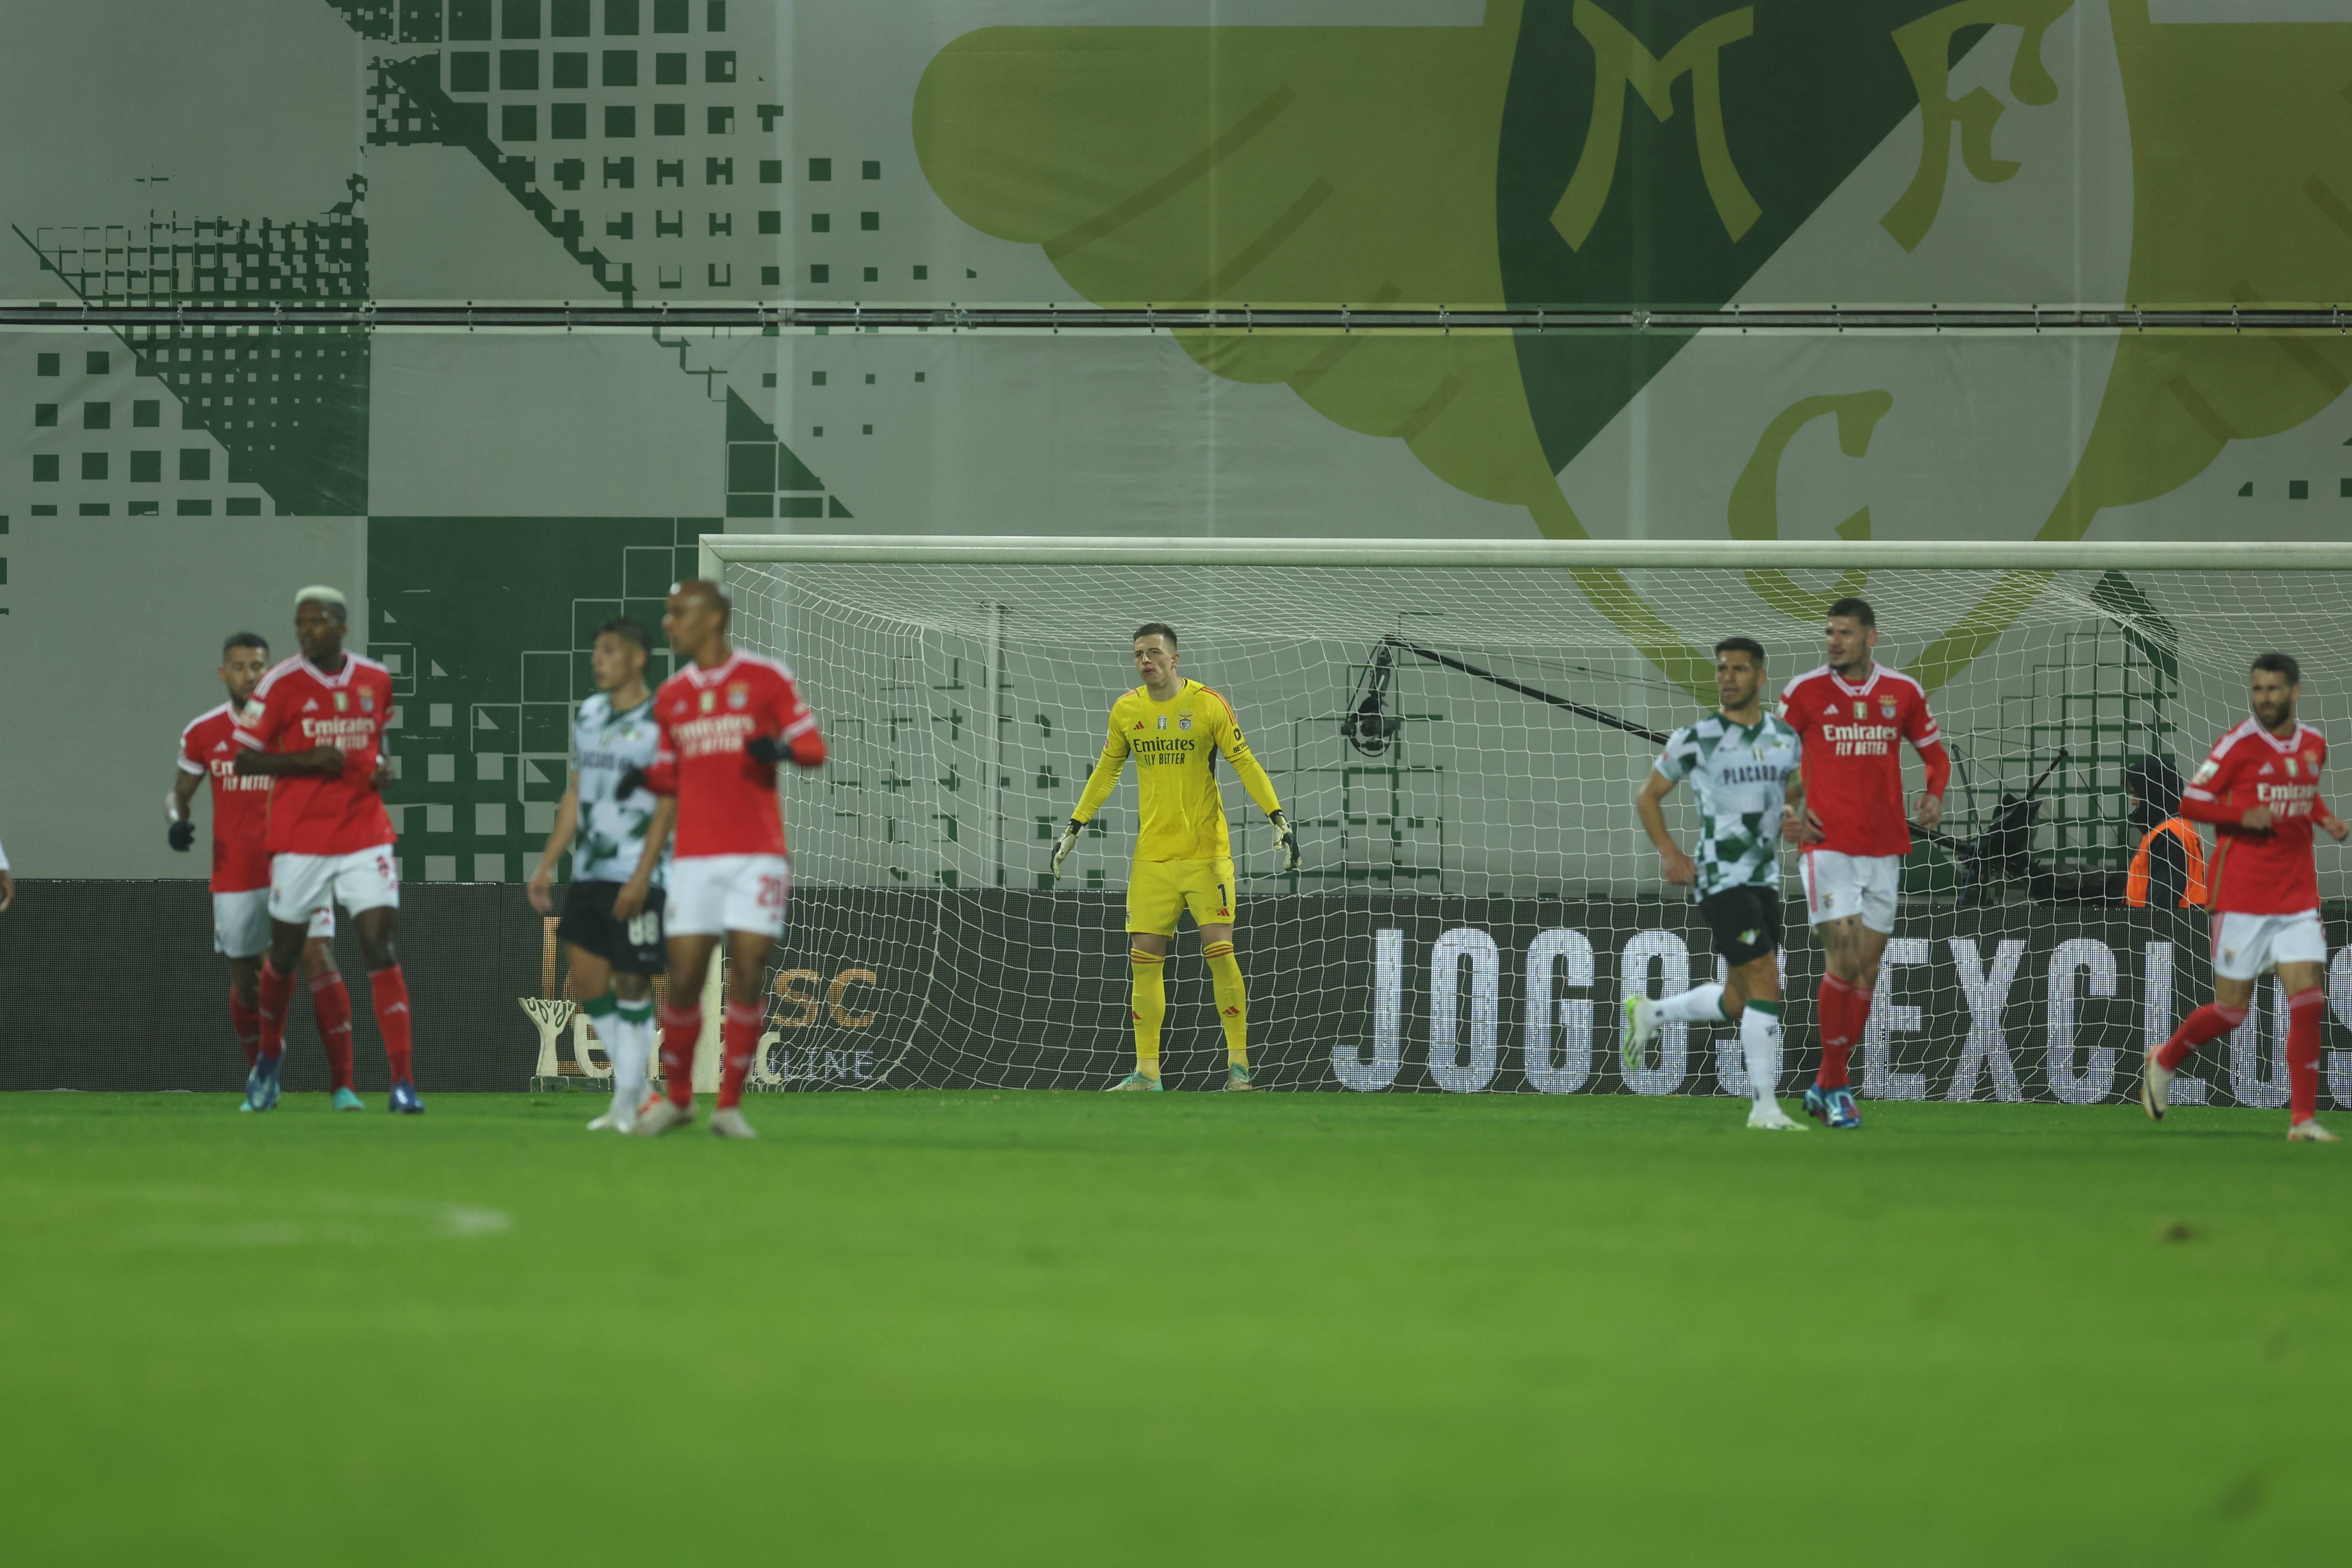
left=667, top=853, right=791, bottom=939
left=268, top=845, right=401, bottom=925
left=2210, top=907, right=2328, bottom=983
left=213, top=889, right=334, bottom=959
left=1800, top=850, right=1901, bottom=935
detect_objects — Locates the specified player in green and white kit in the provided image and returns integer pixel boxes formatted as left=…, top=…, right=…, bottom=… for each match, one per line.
left=1628, top=637, right=1807, bottom=1130
left=526, top=617, right=675, bottom=1131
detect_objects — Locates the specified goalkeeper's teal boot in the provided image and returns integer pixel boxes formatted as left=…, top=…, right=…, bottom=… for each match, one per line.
left=1224, top=1064, right=1255, bottom=1091
left=1108, top=1071, right=1164, bottom=1092
left=331, top=1087, right=365, bottom=1112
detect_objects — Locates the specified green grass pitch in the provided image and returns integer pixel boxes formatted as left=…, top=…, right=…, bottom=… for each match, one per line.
left=2, top=1090, right=2341, bottom=1566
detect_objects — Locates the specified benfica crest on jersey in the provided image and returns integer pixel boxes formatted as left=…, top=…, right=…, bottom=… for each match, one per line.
left=1880, top=696, right=1897, bottom=719
left=358, top=687, right=375, bottom=712
left=1178, top=713, right=1192, bottom=731
left=726, top=681, right=749, bottom=710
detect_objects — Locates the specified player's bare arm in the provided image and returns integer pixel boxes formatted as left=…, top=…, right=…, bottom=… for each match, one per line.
left=1780, top=772, right=1821, bottom=844
left=234, top=744, right=346, bottom=778
left=612, top=796, right=675, bottom=923
left=527, top=776, right=580, bottom=915
left=1633, top=769, right=1696, bottom=886
left=1911, top=788, right=1944, bottom=832
left=168, top=768, right=202, bottom=852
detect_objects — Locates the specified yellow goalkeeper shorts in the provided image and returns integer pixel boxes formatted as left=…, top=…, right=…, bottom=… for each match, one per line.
left=1126, top=857, right=1238, bottom=936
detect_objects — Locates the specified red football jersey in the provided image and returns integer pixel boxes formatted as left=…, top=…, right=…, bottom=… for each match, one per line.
left=233, top=653, right=396, bottom=856
left=649, top=650, right=822, bottom=859
left=179, top=702, right=275, bottom=892
left=2180, top=717, right=2330, bottom=915
left=1779, top=664, right=1950, bottom=857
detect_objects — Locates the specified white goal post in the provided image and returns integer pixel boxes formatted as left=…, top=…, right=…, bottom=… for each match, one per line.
left=702, top=533, right=2352, bottom=1105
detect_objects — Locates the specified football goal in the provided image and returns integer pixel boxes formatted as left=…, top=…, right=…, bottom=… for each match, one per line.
left=705, top=534, right=2352, bottom=1107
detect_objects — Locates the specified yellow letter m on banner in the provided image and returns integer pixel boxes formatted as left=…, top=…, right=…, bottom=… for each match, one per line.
left=1552, top=1, right=1761, bottom=251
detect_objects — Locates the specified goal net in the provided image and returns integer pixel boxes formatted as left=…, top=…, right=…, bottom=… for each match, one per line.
left=713, top=536, right=2352, bottom=1109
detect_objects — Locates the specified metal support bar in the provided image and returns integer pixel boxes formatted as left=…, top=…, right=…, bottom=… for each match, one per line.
left=1, top=301, right=2347, bottom=334
left=703, top=534, right=2352, bottom=573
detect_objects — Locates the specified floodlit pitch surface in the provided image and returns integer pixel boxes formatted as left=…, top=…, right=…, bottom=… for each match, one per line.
left=2, top=1091, right=2340, bottom=1565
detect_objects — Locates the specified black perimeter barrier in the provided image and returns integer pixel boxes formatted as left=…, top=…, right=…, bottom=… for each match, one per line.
left=5, top=882, right=2349, bottom=1110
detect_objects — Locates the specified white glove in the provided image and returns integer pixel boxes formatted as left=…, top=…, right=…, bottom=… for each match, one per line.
left=1047, top=817, right=1083, bottom=880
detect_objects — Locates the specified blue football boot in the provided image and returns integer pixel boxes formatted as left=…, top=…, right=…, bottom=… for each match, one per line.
left=387, top=1079, right=425, bottom=1115
left=1802, top=1083, right=1829, bottom=1124
left=1825, top=1088, right=1862, bottom=1130
left=241, top=1054, right=283, bottom=1113
left=331, top=1087, right=366, bottom=1112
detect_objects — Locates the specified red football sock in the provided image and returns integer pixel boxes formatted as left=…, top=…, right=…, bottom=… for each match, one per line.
left=368, top=965, right=414, bottom=1084
left=1816, top=975, right=1864, bottom=1090
left=660, top=1001, right=703, bottom=1108
left=229, top=988, right=262, bottom=1070
left=256, top=958, right=296, bottom=1062
left=2287, top=987, right=2324, bottom=1125
left=717, top=999, right=765, bottom=1111
left=311, top=971, right=355, bottom=1090
left=2155, top=1002, right=2246, bottom=1072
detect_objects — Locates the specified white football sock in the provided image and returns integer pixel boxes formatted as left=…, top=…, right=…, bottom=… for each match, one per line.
left=1741, top=1002, right=1784, bottom=1105
left=1653, top=982, right=1727, bottom=1024
left=611, top=1003, right=653, bottom=1114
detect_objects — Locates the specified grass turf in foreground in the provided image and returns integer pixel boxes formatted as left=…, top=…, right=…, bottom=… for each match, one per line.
left=0, top=1090, right=2341, bottom=1566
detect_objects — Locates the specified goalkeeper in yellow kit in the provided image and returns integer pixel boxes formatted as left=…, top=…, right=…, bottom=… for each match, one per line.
left=1049, top=623, right=1300, bottom=1090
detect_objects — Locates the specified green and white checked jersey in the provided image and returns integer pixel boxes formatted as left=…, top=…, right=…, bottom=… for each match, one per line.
left=1652, top=713, right=1801, bottom=897
left=571, top=692, right=666, bottom=886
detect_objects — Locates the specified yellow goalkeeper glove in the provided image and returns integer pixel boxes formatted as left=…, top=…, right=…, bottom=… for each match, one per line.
left=1270, top=809, right=1301, bottom=873
left=1047, top=817, right=1084, bottom=880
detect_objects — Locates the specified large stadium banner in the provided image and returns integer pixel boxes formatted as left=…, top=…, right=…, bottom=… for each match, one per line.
left=1, top=0, right=2350, bottom=899
left=8, top=883, right=2352, bottom=1107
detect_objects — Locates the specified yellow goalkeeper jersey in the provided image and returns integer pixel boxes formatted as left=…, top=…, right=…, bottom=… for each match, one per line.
left=1073, top=680, right=1282, bottom=863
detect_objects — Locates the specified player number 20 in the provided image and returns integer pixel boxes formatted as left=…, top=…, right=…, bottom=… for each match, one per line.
left=757, top=875, right=786, bottom=911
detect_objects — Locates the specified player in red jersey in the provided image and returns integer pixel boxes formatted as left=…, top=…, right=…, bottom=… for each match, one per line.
left=1777, top=597, right=1951, bottom=1130
left=2144, top=653, right=2348, bottom=1141
left=621, top=580, right=825, bottom=1139
left=169, top=631, right=351, bottom=1101
left=231, top=587, right=423, bottom=1115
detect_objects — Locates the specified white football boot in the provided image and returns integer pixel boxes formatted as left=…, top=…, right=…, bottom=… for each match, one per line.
left=1746, top=1102, right=1807, bottom=1131
left=2287, top=1118, right=2339, bottom=1143
left=2141, top=1050, right=2174, bottom=1122
left=629, top=1098, right=695, bottom=1137
left=708, top=1107, right=758, bottom=1140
